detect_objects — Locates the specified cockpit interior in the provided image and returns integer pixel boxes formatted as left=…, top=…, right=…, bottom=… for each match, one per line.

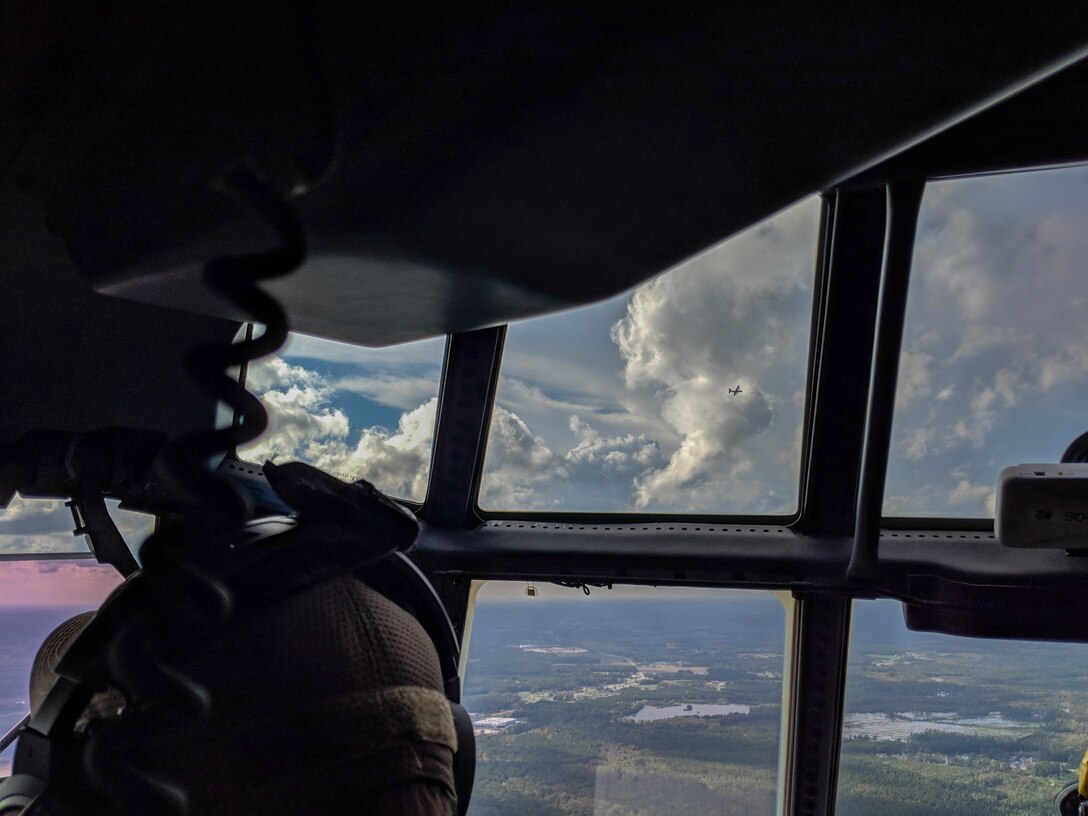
left=2, top=4, right=1088, bottom=814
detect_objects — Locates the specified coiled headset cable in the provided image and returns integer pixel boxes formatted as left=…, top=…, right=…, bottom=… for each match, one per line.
left=81, top=166, right=302, bottom=816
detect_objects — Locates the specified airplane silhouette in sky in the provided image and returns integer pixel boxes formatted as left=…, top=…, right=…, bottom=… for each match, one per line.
left=729, top=386, right=743, bottom=396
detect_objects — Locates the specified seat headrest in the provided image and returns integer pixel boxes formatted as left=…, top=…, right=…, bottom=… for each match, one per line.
left=26, top=574, right=459, bottom=815
left=28, top=612, right=94, bottom=714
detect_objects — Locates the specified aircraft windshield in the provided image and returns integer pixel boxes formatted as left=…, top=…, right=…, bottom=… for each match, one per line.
left=0, top=559, right=123, bottom=775
left=239, top=332, right=446, bottom=503
left=884, top=165, right=1088, bottom=518
left=479, top=196, right=822, bottom=514
left=0, top=496, right=152, bottom=557
left=463, top=582, right=788, bottom=814
left=837, top=599, right=1088, bottom=813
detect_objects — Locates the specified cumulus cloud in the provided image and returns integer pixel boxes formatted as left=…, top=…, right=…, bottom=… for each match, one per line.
left=479, top=408, right=563, bottom=509
left=0, top=497, right=80, bottom=554
left=243, top=357, right=350, bottom=468
left=313, top=399, right=437, bottom=500
left=609, top=198, right=819, bottom=511
left=241, top=356, right=436, bottom=501
left=565, top=416, right=661, bottom=472
left=908, top=173, right=1088, bottom=409
left=886, top=166, right=1088, bottom=516
left=630, top=390, right=774, bottom=509
left=0, top=497, right=71, bottom=536
left=0, top=496, right=153, bottom=555
left=896, top=349, right=934, bottom=409
left=246, top=354, right=671, bottom=511
left=479, top=410, right=671, bottom=510
left=941, top=467, right=997, bottom=515
left=883, top=492, right=931, bottom=517
left=947, top=479, right=995, bottom=514
left=247, top=355, right=322, bottom=393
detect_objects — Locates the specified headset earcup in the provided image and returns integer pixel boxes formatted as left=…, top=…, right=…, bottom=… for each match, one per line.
left=0, top=773, right=45, bottom=815
left=449, top=702, right=476, bottom=816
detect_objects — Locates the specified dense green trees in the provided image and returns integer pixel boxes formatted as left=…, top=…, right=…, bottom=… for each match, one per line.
left=836, top=754, right=1070, bottom=816
left=469, top=681, right=781, bottom=816
left=463, top=598, right=1088, bottom=814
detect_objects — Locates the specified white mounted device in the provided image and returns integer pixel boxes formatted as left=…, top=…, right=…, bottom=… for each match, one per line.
left=996, top=464, right=1088, bottom=549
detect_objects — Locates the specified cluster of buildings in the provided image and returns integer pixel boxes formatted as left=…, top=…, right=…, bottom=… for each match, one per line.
left=472, top=716, right=519, bottom=735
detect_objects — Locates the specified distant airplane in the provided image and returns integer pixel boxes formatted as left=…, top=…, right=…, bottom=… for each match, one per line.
left=729, top=385, right=743, bottom=396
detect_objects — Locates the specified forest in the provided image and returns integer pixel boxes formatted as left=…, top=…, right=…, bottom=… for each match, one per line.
left=462, top=594, right=1088, bottom=815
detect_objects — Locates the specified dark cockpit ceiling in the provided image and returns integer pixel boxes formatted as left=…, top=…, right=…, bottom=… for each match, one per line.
left=1, top=5, right=1086, bottom=443
left=4, top=5, right=1087, bottom=334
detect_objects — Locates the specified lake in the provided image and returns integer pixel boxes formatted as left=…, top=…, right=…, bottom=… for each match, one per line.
left=626, top=703, right=751, bottom=721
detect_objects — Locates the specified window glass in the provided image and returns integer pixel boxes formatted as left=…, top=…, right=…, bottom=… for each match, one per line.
left=463, top=582, right=788, bottom=814
left=0, top=559, right=123, bottom=776
left=837, top=599, right=1087, bottom=814
left=0, top=495, right=152, bottom=557
left=480, top=196, right=821, bottom=514
left=885, top=165, right=1088, bottom=517
left=238, top=332, right=446, bottom=503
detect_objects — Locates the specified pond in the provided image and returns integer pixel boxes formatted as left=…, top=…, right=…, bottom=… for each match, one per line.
left=625, top=703, right=751, bottom=721
left=842, top=711, right=1033, bottom=742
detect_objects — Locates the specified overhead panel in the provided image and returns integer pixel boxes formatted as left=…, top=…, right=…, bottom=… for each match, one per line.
left=2, top=5, right=1083, bottom=345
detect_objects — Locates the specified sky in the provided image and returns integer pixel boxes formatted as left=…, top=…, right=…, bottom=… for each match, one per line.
left=237, top=333, right=446, bottom=499
left=0, top=498, right=145, bottom=605
left=1, top=163, right=1086, bottom=602
left=883, top=165, right=1088, bottom=516
left=0, top=496, right=152, bottom=556
left=0, top=559, right=123, bottom=606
